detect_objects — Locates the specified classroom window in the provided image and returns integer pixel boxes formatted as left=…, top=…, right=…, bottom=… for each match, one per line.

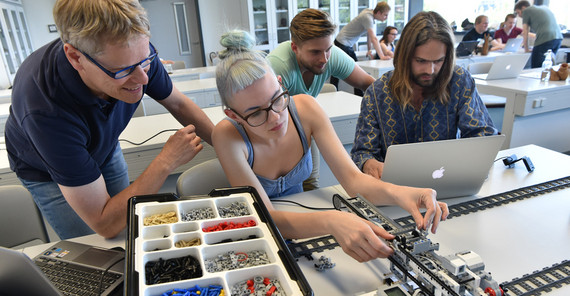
left=173, top=2, right=191, bottom=55
left=423, top=0, right=514, bottom=31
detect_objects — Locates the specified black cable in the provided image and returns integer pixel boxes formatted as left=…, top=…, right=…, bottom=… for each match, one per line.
left=494, top=156, right=510, bottom=162
left=271, top=199, right=337, bottom=210
left=118, top=128, right=179, bottom=146
left=98, top=257, right=125, bottom=296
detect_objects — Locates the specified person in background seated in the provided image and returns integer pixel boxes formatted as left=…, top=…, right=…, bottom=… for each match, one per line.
left=213, top=29, right=448, bottom=263
left=351, top=11, right=498, bottom=179
left=462, top=15, right=500, bottom=51
left=267, top=8, right=376, bottom=191
left=494, top=14, right=523, bottom=44
left=379, top=26, right=398, bottom=58
left=514, top=0, right=563, bottom=68
left=4, top=0, right=214, bottom=240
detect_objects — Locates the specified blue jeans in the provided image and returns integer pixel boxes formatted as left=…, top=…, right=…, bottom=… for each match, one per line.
left=531, top=39, right=562, bottom=68
left=20, top=144, right=130, bottom=240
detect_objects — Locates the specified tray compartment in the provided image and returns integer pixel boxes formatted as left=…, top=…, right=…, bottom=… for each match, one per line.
left=204, top=227, right=263, bottom=245
left=202, top=239, right=275, bottom=273
left=178, top=199, right=217, bottom=221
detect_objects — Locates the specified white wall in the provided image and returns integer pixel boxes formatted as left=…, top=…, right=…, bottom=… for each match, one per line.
left=22, top=0, right=58, bottom=49
left=198, top=0, right=249, bottom=66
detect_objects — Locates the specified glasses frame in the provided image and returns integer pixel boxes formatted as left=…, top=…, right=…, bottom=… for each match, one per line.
left=81, top=43, right=158, bottom=79
left=230, top=86, right=290, bottom=127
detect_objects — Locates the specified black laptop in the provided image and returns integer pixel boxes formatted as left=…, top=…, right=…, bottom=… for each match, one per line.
left=456, top=40, right=479, bottom=57
left=0, top=241, right=124, bottom=296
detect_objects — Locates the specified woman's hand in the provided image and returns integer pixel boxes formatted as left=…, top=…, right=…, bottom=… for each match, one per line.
left=327, top=211, right=395, bottom=262
left=394, top=187, right=449, bottom=233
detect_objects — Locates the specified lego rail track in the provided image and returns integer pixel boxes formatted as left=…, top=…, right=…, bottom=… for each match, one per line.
left=288, top=175, right=570, bottom=258
left=286, top=176, right=570, bottom=295
left=501, top=260, right=570, bottom=296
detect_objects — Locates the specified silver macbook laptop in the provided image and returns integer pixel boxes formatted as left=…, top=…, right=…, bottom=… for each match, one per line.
left=472, top=53, right=530, bottom=80
left=381, top=135, right=505, bottom=199
left=499, top=38, right=523, bottom=53
left=0, top=241, right=124, bottom=296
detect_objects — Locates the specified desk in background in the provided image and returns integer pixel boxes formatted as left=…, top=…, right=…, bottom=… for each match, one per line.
left=168, top=66, right=216, bottom=82
left=356, top=52, right=505, bottom=80
left=19, top=144, right=570, bottom=295
left=0, top=91, right=362, bottom=185
left=115, top=91, right=362, bottom=182
left=475, top=71, right=570, bottom=152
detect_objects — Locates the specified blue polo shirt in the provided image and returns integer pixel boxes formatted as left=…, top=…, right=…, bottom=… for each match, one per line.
left=4, top=39, right=172, bottom=186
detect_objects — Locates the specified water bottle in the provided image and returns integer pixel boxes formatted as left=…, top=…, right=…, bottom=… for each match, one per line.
left=541, top=49, right=553, bottom=82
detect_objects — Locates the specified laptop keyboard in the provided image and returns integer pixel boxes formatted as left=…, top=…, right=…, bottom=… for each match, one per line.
left=34, top=256, right=122, bottom=296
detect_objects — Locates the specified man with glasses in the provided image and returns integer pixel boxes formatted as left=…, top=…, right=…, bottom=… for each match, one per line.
left=4, top=0, right=214, bottom=240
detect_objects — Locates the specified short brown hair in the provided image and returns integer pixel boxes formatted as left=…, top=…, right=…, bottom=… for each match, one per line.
left=374, top=1, right=390, bottom=14
left=475, top=15, right=488, bottom=24
left=290, top=8, right=336, bottom=44
left=514, top=0, right=530, bottom=11
left=54, top=0, right=150, bottom=55
left=504, top=13, right=516, bottom=22
left=389, top=11, right=455, bottom=107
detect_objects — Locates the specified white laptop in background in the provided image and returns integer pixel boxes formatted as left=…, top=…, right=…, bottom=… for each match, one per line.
left=472, top=53, right=530, bottom=80
left=381, top=135, right=505, bottom=199
left=500, top=38, right=524, bottom=53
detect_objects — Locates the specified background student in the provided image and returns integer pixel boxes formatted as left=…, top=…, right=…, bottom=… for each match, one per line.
left=379, top=26, right=398, bottom=58
left=351, top=11, right=497, bottom=178
left=213, top=29, right=448, bottom=263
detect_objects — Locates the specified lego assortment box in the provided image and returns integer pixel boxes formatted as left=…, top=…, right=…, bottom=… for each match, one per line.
left=125, top=187, right=313, bottom=296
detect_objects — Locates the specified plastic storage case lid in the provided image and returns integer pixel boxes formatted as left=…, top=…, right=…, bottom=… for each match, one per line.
left=124, top=186, right=313, bottom=296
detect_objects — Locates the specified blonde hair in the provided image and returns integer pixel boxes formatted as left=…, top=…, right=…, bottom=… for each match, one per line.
left=374, top=1, right=390, bottom=14
left=290, top=8, right=336, bottom=45
left=53, top=0, right=150, bottom=55
left=216, top=30, right=273, bottom=108
left=389, top=11, right=455, bottom=107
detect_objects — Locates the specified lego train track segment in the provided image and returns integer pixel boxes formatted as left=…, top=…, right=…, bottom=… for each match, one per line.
left=332, top=193, right=415, bottom=236
left=288, top=175, right=570, bottom=260
left=501, top=260, right=570, bottom=296
left=393, top=175, right=570, bottom=230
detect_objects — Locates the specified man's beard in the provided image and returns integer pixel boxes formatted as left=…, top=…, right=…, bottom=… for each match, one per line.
left=412, top=73, right=436, bottom=88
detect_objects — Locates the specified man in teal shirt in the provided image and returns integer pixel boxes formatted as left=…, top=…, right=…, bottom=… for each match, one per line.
left=267, top=8, right=375, bottom=98
left=267, top=8, right=375, bottom=190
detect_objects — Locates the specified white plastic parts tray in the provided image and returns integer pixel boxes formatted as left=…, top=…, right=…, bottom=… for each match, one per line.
left=125, top=186, right=313, bottom=296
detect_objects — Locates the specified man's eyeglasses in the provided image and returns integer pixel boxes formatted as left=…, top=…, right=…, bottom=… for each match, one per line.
left=81, top=43, right=158, bottom=79
left=230, top=86, right=290, bottom=127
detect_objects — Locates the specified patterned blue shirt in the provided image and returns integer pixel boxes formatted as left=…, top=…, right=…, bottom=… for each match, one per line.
left=351, top=65, right=498, bottom=170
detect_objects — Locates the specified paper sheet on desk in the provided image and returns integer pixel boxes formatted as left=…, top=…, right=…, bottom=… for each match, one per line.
left=519, top=72, right=542, bottom=79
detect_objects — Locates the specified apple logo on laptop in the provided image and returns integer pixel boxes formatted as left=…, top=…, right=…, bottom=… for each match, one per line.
left=432, top=167, right=445, bottom=179
left=506, top=64, right=512, bottom=70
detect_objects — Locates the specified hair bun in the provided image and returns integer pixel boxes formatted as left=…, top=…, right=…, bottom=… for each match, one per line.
left=218, top=30, right=256, bottom=59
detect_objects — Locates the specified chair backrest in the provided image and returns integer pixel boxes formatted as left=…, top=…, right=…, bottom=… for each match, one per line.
left=320, top=83, right=337, bottom=93
left=172, top=60, right=186, bottom=70
left=176, top=158, right=231, bottom=197
left=0, top=185, right=49, bottom=248
left=468, top=62, right=493, bottom=74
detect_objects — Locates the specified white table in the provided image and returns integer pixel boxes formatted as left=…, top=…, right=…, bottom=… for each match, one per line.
left=140, top=77, right=220, bottom=114
left=475, top=71, right=570, bottom=152
left=120, top=91, right=362, bottom=181
left=168, top=66, right=217, bottom=82
left=0, top=91, right=363, bottom=185
left=356, top=51, right=505, bottom=79
left=20, top=144, right=570, bottom=295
